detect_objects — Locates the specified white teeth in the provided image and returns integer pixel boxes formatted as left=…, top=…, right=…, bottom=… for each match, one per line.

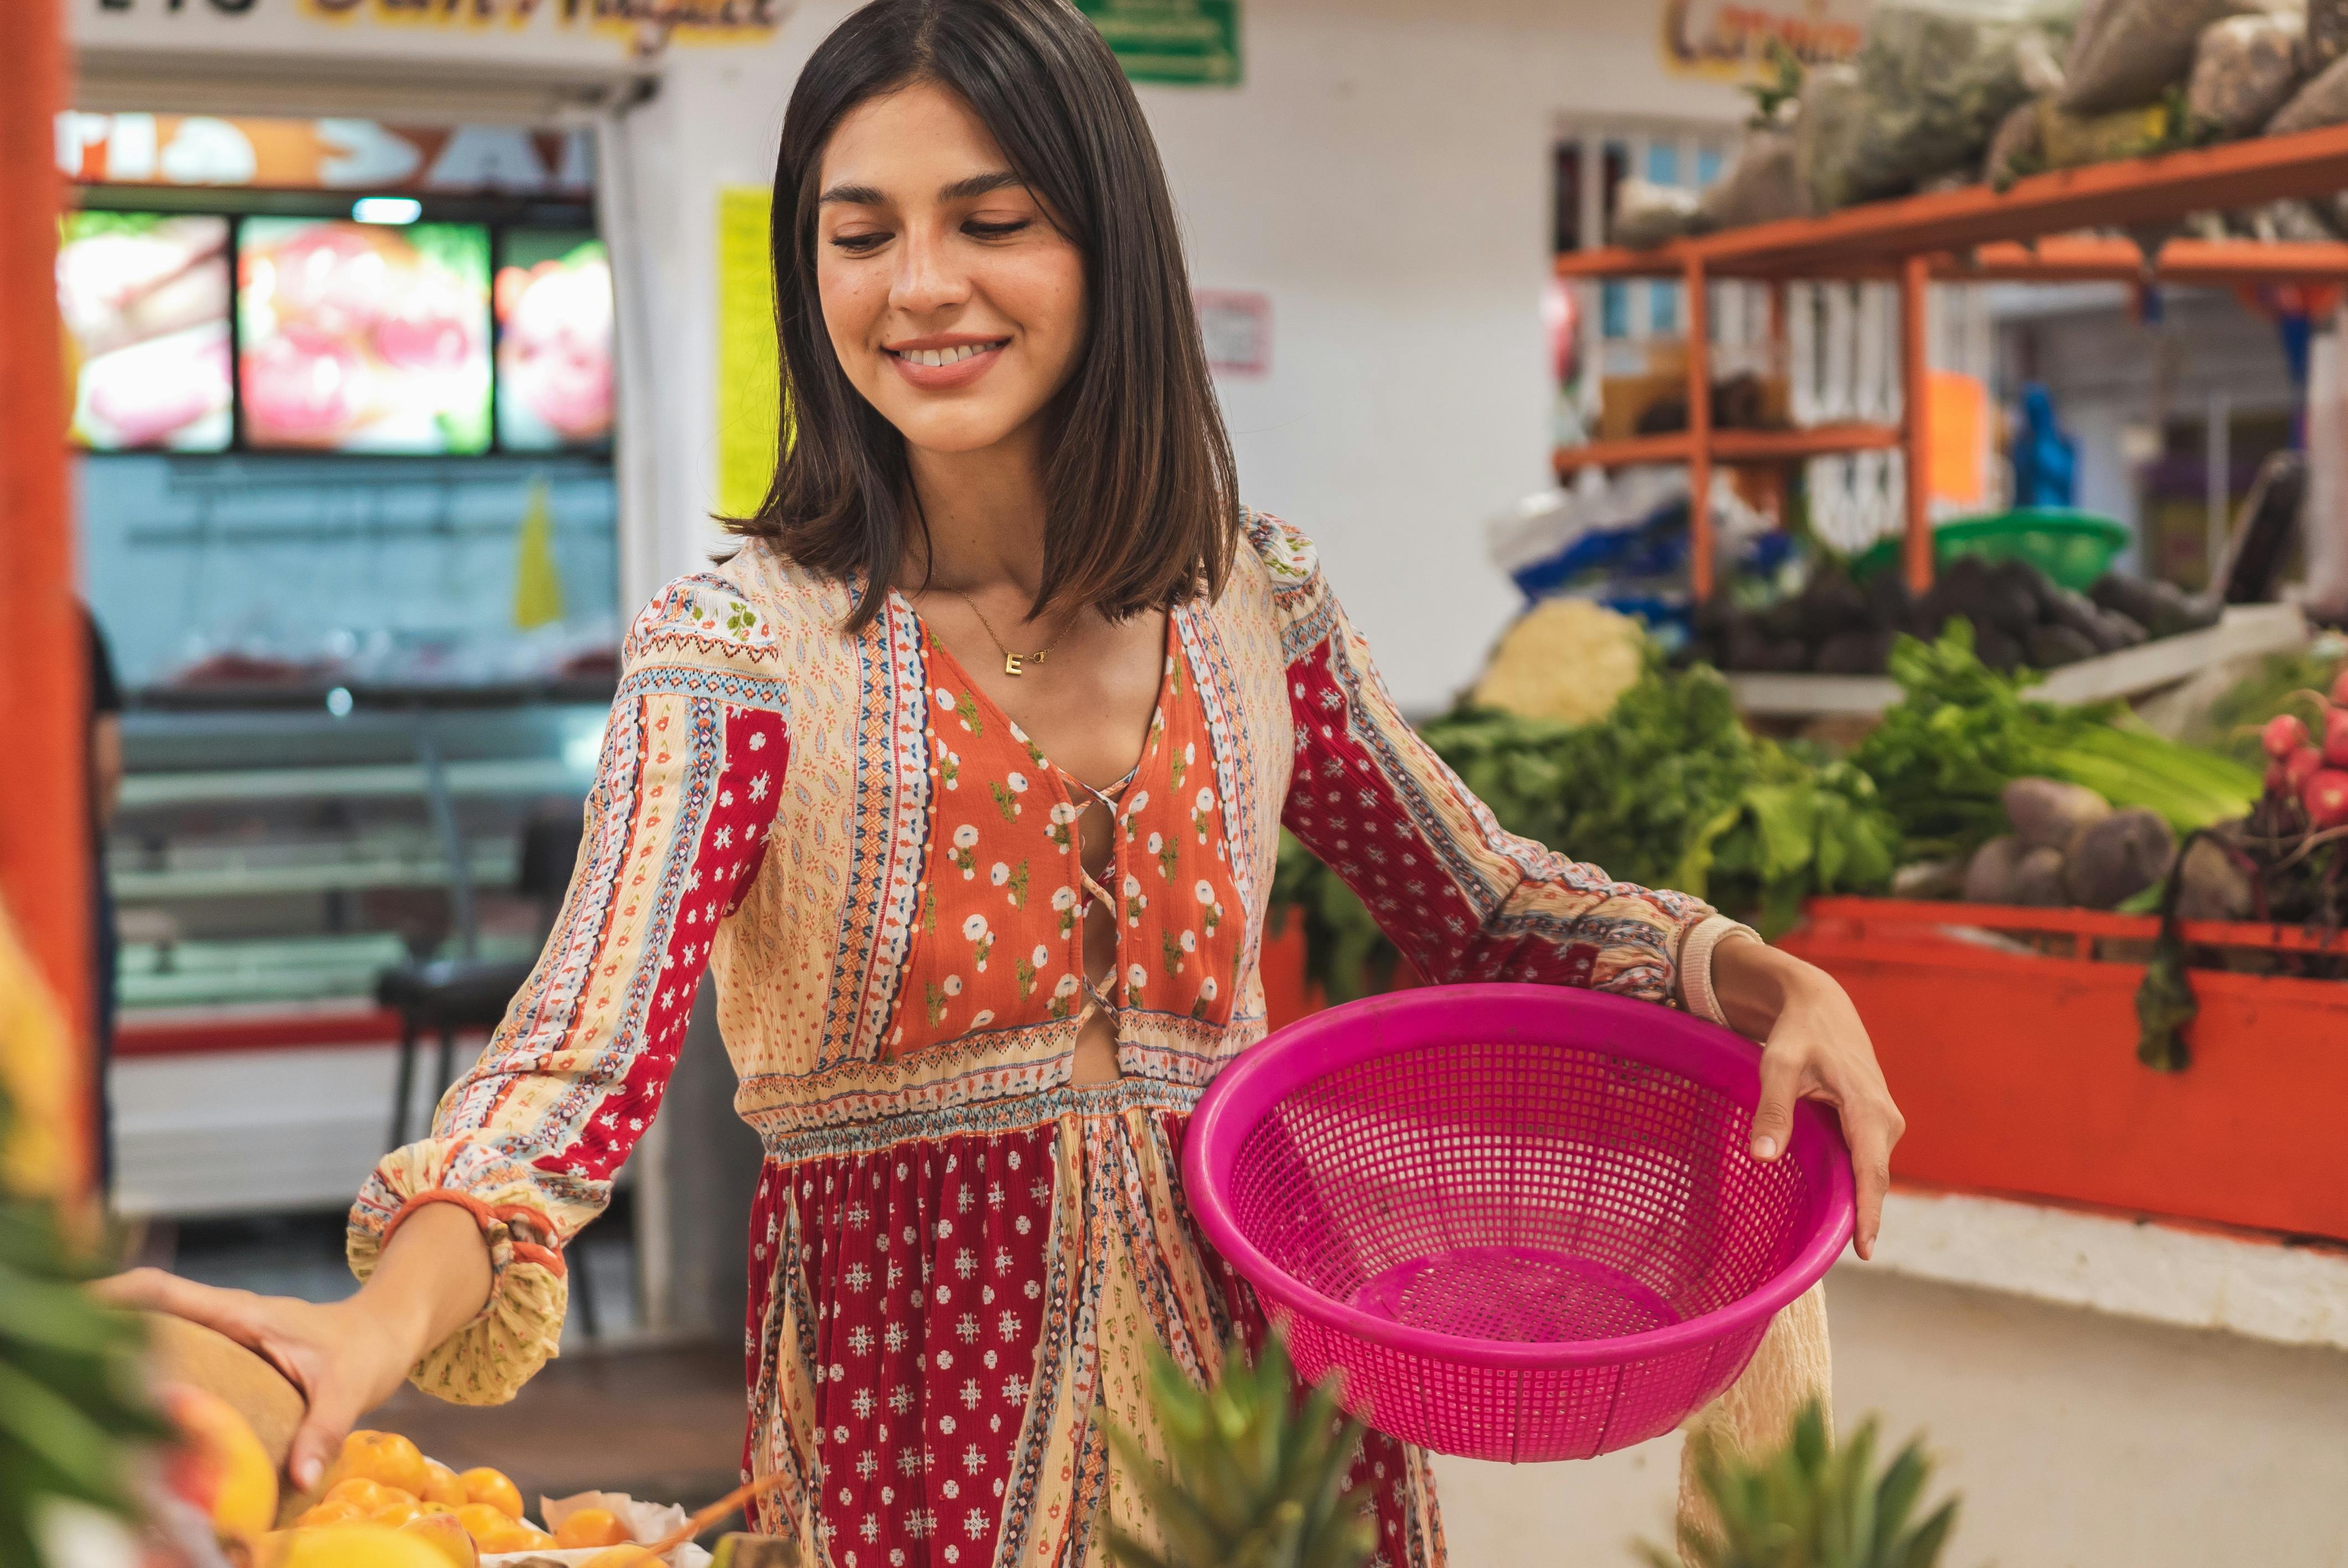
left=900, top=344, right=992, bottom=368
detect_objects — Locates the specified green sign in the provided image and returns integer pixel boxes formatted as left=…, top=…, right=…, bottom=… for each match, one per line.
left=1076, top=0, right=1240, bottom=86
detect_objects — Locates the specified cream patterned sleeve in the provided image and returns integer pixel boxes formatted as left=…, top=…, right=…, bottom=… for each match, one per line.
left=1255, top=513, right=1711, bottom=1003
left=347, top=572, right=790, bottom=1404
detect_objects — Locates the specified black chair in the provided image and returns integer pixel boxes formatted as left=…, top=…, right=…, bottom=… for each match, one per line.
left=377, top=810, right=608, bottom=1336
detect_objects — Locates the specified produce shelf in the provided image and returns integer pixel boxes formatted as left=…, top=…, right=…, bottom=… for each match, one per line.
left=1552, top=421, right=1901, bottom=474
left=1726, top=602, right=2310, bottom=719
left=1555, top=234, right=2348, bottom=286
left=1781, top=896, right=2348, bottom=1242
left=1553, top=122, right=2348, bottom=596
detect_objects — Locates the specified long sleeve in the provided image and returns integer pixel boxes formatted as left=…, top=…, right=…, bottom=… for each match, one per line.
left=1259, top=513, right=1709, bottom=1003
left=348, top=574, right=789, bottom=1404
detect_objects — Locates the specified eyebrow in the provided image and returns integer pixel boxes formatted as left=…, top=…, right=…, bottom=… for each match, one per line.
left=817, top=169, right=1027, bottom=207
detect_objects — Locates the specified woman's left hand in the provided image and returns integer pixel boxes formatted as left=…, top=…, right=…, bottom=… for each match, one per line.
left=1708, top=936, right=1904, bottom=1260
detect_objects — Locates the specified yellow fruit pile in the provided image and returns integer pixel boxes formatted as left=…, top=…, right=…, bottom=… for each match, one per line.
left=260, top=1428, right=638, bottom=1560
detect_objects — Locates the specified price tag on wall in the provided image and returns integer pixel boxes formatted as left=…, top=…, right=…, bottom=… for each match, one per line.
left=1196, top=290, right=1269, bottom=377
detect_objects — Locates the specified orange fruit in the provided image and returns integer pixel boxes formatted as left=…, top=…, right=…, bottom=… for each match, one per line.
left=294, top=1499, right=366, bottom=1528
left=452, top=1504, right=514, bottom=1548
left=156, top=1384, right=280, bottom=1545
left=326, top=1479, right=398, bottom=1511
left=457, top=1468, right=524, bottom=1521
left=369, top=1498, right=422, bottom=1529
left=507, top=1526, right=558, bottom=1550
left=419, top=1458, right=468, bottom=1509
left=326, top=1432, right=432, bottom=1499
left=400, top=1513, right=481, bottom=1568
left=554, top=1508, right=631, bottom=1549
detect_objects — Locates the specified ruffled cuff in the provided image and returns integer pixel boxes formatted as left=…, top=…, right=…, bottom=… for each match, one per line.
left=1588, top=891, right=1716, bottom=1005
left=347, top=1140, right=571, bottom=1406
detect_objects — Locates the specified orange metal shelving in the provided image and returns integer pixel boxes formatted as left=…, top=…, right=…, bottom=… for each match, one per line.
left=1555, top=123, right=2348, bottom=597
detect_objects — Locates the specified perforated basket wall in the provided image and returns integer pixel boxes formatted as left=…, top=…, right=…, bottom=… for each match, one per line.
left=1186, top=986, right=1852, bottom=1463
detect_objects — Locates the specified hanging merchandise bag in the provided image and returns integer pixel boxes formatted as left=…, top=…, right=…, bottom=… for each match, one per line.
left=2060, top=0, right=2257, bottom=115
left=2188, top=13, right=2306, bottom=136
left=1798, top=0, right=2076, bottom=212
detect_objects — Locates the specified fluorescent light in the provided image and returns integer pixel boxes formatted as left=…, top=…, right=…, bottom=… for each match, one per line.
left=351, top=197, right=422, bottom=225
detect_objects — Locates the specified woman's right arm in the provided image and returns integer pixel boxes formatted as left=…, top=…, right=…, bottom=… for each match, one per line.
left=102, top=575, right=792, bottom=1482
left=100, top=1201, right=493, bottom=1489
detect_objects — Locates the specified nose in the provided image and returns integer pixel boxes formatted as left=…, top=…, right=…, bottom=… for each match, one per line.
left=889, top=220, right=970, bottom=317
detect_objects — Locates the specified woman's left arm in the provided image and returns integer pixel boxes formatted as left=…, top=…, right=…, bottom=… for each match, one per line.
left=1707, top=935, right=1903, bottom=1258
left=1261, top=513, right=1900, bottom=1254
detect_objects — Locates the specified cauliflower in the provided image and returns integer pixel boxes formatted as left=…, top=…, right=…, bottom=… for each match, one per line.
left=1468, top=598, right=1646, bottom=726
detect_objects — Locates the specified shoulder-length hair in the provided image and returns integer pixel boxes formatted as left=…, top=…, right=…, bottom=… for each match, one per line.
left=734, top=0, right=1241, bottom=632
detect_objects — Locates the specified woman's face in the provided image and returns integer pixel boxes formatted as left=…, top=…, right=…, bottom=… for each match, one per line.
left=815, top=80, right=1088, bottom=458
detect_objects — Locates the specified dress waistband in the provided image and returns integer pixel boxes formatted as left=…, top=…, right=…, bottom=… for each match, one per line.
left=750, top=1074, right=1202, bottom=1165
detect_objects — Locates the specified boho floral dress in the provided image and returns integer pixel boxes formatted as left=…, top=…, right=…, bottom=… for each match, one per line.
left=349, top=513, right=1712, bottom=1568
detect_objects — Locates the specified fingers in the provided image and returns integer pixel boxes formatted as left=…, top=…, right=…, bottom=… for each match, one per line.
left=1846, top=1106, right=1899, bottom=1261
left=93, top=1268, right=268, bottom=1344
left=287, top=1385, right=361, bottom=1494
left=1749, top=1043, right=1803, bottom=1162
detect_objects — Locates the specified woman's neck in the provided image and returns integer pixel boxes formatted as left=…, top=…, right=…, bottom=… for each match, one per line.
left=902, top=424, right=1052, bottom=599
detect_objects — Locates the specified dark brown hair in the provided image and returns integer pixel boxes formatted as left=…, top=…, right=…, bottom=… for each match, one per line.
left=732, top=0, right=1241, bottom=631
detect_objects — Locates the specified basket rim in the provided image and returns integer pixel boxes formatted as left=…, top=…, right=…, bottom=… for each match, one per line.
left=1183, top=983, right=1857, bottom=1371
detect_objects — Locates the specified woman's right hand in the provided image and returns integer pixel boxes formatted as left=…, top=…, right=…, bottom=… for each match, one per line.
left=96, top=1199, right=495, bottom=1492
left=95, top=1269, right=429, bottom=1491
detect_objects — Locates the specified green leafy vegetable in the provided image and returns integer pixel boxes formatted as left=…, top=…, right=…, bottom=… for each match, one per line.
left=1275, top=656, right=1897, bottom=1002
left=1853, top=622, right=2260, bottom=860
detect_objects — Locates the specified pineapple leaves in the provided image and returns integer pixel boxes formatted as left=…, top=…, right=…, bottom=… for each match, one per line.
left=1651, top=1399, right=1961, bottom=1568
left=1103, top=1330, right=1375, bottom=1568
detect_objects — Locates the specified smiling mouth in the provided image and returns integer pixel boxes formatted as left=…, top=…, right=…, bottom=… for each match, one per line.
left=887, top=339, right=1008, bottom=368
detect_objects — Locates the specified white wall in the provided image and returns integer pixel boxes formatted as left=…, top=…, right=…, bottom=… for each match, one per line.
left=618, top=0, right=1746, bottom=710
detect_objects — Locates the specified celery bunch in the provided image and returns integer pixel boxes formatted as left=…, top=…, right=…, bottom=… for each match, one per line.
left=1853, top=622, right=2259, bottom=859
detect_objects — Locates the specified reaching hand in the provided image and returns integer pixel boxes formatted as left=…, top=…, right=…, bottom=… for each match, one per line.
left=95, top=1267, right=430, bottom=1490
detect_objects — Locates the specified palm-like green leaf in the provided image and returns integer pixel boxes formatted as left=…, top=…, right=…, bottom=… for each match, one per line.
left=1647, top=1400, right=1961, bottom=1568
left=1104, top=1332, right=1374, bottom=1568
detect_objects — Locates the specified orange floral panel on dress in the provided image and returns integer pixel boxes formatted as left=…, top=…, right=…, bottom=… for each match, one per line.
left=1118, top=642, right=1243, bottom=1031
left=890, top=617, right=1244, bottom=1061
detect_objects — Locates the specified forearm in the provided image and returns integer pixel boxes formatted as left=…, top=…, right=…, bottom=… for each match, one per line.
left=1698, top=932, right=1840, bottom=1041
left=352, top=1200, right=493, bottom=1361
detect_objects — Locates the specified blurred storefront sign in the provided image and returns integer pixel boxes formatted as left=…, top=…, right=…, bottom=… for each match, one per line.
left=1658, top=0, right=1868, bottom=81
left=56, top=112, right=593, bottom=194
left=73, top=0, right=782, bottom=71
left=1073, top=0, right=1240, bottom=87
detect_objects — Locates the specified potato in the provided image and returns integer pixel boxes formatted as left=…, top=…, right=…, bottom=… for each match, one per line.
left=2012, top=845, right=2070, bottom=906
left=2063, top=808, right=2177, bottom=909
left=1961, top=835, right=2026, bottom=903
left=2002, top=777, right=2110, bottom=850
left=2175, top=834, right=2254, bottom=922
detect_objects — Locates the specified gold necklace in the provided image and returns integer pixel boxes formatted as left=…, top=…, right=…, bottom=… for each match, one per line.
left=954, top=590, right=1072, bottom=677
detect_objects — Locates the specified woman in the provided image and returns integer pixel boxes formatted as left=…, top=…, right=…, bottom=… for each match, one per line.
left=111, top=1, right=1903, bottom=1561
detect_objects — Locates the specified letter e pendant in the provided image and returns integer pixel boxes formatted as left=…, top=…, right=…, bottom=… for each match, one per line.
left=1004, top=654, right=1023, bottom=677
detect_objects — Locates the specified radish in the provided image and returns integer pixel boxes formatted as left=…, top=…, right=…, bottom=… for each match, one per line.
left=2264, top=712, right=2309, bottom=760
left=2326, top=706, right=2348, bottom=768
left=2288, top=745, right=2325, bottom=796
left=2329, top=668, right=2348, bottom=708
left=2304, top=768, right=2348, bottom=830
left=2267, top=760, right=2290, bottom=796
left=2304, top=768, right=2348, bottom=828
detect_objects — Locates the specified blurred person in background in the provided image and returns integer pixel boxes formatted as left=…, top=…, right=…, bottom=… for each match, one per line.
left=85, top=603, right=123, bottom=1198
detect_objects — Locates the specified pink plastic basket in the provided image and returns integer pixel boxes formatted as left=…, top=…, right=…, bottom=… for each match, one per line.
left=1183, top=983, right=1854, bottom=1462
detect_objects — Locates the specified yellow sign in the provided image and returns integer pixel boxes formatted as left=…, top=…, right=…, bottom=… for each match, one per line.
left=716, top=186, right=783, bottom=520
left=1659, top=0, right=1868, bottom=81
